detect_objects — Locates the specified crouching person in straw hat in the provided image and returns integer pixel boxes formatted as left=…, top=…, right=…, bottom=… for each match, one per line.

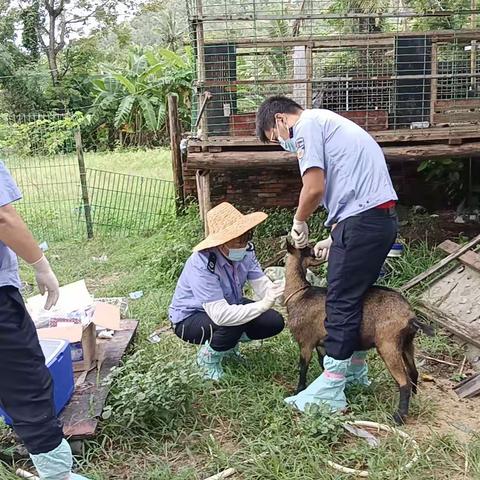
left=169, top=202, right=285, bottom=380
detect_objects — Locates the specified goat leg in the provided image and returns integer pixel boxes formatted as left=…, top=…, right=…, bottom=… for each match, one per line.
left=296, top=355, right=309, bottom=394
left=377, top=342, right=412, bottom=424
left=394, top=385, right=411, bottom=425
left=403, top=337, right=418, bottom=395
left=315, top=346, right=325, bottom=369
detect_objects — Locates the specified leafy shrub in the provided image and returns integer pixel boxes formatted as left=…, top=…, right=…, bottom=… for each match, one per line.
left=102, top=346, right=204, bottom=434
left=0, top=112, right=86, bottom=157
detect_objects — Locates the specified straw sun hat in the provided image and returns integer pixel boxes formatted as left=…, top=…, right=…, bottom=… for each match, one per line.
left=193, top=202, right=268, bottom=252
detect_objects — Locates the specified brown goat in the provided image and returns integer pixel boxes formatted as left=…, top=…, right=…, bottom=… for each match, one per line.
left=284, top=242, right=433, bottom=424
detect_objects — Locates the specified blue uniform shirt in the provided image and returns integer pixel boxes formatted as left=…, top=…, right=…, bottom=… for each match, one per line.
left=293, top=109, right=398, bottom=227
left=0, top=161, right=22, bottom=289
left=169, top=246, right=265, bottom=324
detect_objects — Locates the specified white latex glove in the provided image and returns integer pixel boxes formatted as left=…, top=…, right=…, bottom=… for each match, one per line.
left=291, top=218, right=309, bottom=248
left=30, top=255, right=60, bottom=310
left=314, top=236, right=333, bottom=261
left=261, top=280, right=285, bottom=309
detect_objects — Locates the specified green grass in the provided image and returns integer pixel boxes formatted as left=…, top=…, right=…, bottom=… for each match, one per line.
left=85, top=148, right=172, bottom=181
left=1, top=208, right=478, bottom=479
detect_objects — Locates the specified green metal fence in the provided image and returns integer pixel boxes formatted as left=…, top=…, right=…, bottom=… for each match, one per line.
left=1, top=115, right=175, bottom=240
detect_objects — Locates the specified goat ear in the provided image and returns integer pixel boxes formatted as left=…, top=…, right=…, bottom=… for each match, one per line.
left=285, top=237, right=296, bottom=254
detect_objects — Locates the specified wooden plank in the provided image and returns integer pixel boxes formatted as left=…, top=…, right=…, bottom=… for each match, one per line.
left=401, top=234, right=480, bottom=291
left=417, top=303, right=480, bottom=349
left=438, top=240, right=480, bottom=273
left=453, top=373, right=480, bottom=398
left=383, top=141, right=480, bottom=161
left=188, top=124, right=480, bottom=148
left=61, top=320, right=138, bottom=439
left=168, top=94, right=185, bottom=213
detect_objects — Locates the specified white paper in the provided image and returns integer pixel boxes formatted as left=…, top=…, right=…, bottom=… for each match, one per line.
left=27, top=279, right=94, bottom=324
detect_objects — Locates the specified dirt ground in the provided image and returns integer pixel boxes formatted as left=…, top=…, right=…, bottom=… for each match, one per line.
left=399, top=209, right=480, bottom=245
left=407, top=358, right=480, bottom=443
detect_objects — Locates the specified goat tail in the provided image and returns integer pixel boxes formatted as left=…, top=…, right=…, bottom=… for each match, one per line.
left=411, top=317, right=435, bottom=337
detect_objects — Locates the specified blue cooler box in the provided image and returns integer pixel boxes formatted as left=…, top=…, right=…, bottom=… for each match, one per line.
left=0, top=339, right=75, bottom=426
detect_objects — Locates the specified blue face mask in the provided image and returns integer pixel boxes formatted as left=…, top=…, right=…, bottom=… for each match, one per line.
left=276, top=119, right=296, bottom=152
left=227, top=247, right=248, bottom=262
left=279, top=137, right=297, bottom=153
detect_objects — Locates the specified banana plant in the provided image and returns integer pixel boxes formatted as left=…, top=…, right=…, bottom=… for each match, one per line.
left=91, top=47, right=193, bottom=145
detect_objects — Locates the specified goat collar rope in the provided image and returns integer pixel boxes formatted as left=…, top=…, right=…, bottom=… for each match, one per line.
left=284, top=285, right=310, bottom=305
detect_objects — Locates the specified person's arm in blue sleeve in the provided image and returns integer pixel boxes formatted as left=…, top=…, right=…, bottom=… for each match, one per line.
left=0, top=161, right=59, bottom=309
left=294, top=121, right=326, bottom=222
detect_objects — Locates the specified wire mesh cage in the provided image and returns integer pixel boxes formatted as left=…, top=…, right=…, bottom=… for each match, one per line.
left=186, top=0, right=480, bottom=137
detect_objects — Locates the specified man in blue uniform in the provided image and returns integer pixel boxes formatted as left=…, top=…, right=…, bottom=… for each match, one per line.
left=0, top=161, right=90, bottom=479
left=256, top=96, right=398, bottom=412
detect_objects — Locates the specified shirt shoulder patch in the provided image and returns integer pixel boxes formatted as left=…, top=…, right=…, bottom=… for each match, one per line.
left=207, top=252, right=217, bottom=273
left=296, top=137, right=305, bottom=160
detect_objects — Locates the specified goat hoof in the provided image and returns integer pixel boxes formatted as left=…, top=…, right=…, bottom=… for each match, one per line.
left=393, top=412, right=406, bottom=425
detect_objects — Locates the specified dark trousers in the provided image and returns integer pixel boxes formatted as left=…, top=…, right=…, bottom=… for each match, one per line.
left=174, top=299, right=285, bottom=352
left=0, top=286, right=63, bottom=455
left=325, top=208, right=398, bottom=360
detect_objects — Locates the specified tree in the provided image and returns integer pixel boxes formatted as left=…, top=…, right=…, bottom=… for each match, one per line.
left=16, top=0, right=133, bottom=86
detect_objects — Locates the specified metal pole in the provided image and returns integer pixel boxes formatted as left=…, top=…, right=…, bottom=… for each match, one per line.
left=74, top=129, right=94, bottom=239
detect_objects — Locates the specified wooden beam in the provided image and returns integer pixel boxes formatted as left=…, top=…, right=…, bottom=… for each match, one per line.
left=187, top=142, right=480, bottom=170
left=417, top=302, right=480, bottom=350
left=187, top=151, right=298, bottom=170
left=196, top=170, right=211, bottom=234
left=204, top=29, right=480, bottom=49
left=168, top=94, right=185, bottom=213
left=437, top=240, right=480, bottom=273
left=401, top=234, right=480, bottom=291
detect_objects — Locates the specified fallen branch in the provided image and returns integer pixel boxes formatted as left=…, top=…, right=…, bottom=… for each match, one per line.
left=417, top=354, right=458, bottom=367
left=203, top=468, right=236, bottom=480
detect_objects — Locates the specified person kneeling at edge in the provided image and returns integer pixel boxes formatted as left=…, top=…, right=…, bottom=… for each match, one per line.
left=169, top=202, right=285, bottom=380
